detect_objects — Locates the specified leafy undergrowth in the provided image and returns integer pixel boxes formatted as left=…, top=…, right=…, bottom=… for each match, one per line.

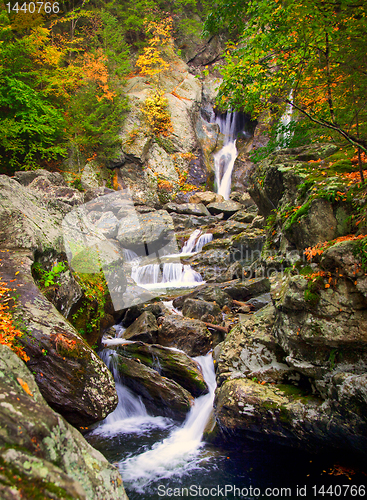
left=0, top=279, right=29, bottom=362
left=304, top=234, right=366, bottom=261
left=266, top=146, right=367, bottom=239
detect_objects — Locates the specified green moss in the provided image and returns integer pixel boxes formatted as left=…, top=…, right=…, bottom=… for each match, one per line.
left=353, top=236, right=367, bottom=270
left=0, top=455, right=77, bottom=500
left=283, top=200, right=312, bottom=232
left=304, top=289, right=320, bottom=307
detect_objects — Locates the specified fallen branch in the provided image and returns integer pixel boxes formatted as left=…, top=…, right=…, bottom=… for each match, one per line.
left=233, top=299, right=249, bottom=307
left=203, top=322, right=229, bottom=334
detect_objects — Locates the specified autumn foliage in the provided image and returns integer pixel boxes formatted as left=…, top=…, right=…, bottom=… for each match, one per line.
left=0, top=280, right=29, bottom=362
left=304, top=234, right=366, bottom=261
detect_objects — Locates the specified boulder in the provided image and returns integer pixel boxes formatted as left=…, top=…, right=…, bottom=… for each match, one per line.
left=170, top=213, right=219, bottom=231
left=0, top=175, right=64, bottom=252
left=214, top=304, right=293, bottom=387
left=173, top=284, right=233, bottom=310
left=207, top=200, right=243, bottom=218
left=211, top=220, right=249, bottom=237
left=95, top=211, right=119, bottom=238
left=122, top=302, right=168, bottom=327
left=1, top=250, right=118, bottom=427
left=115, top=354, right=194, bottom=420
left=122, top=311, right=158, bottom=343
left=229, top=209, right=257, bottom=223
left=117, top=209, right=174, bottom=248
left=28, top=177, right=84, bottom=207
left=189, top=191, right=224, bottom=205
left=163, top=202, right=210, bottom=216
left=157, top=314, right=212, bottom=356
left=13, top=169, right=67, bottom=187
left=0, top=344, right=128, bottom=500
left=222, top=277, right=271, bottom=301
left=213, top=377, right=367, bottom=454
left=182, top=298, right=222, bottom=324
left=117, top=342, right=208, bottom=397
left=285, top=198, right=338, bottom=249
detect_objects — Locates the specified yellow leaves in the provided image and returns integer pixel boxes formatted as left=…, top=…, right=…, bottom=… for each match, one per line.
left=141, top=90, right=173, bottom=137
left=17, top=378, right=34, bottom=397
left=136, top=17, right=173, bottom=80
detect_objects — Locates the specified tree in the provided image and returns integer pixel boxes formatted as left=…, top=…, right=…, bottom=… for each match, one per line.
left=207, top=0, right=367, bottom=180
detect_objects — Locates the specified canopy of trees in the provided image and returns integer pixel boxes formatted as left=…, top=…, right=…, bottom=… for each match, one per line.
left=205, top=0, right=367, bottom=162
left=0, top=0, right=211, bottom=174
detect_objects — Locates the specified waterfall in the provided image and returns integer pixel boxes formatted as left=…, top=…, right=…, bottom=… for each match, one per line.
left=181, top=229, right=213, bottom=254
left=213, top=112, right=242, bottom=200
left=129, top=229, right=212, bottom=289
left=277, top=90, right=294, bottom=147
left=181, top=229, right=201, bottom=253
left=93, top=349, right=169, bottom=436
left=119, top=352, right=216, bottom=491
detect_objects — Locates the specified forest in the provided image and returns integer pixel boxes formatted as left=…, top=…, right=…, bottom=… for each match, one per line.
left=1, top=1, right=367, bottom=499
left=1, top=0, right=366, bottom=176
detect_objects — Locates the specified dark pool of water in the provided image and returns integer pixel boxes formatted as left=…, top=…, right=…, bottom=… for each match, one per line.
left=87, top=428, right=367, bottom=500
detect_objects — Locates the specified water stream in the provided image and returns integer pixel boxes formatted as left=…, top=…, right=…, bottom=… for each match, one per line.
left=130, top=229, right=212, bottom=290
left=212, top=112, right=248, bottom=200
left=89, top=345, right=218, bottom=497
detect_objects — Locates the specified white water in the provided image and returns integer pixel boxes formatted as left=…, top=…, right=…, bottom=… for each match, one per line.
left=181, top=229, right=213, bottom=254
left=93, top=349, right=171, bottom=436
left=120, top=352, right=216, bottom=491
left=213, top=112, right=241, bottom=200
left=93, top=346, right=216, bottom=492
left=129, top=229, right=212, bottom=289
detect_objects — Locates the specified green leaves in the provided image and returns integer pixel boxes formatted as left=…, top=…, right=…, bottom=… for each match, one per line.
left=208, top=0, right=367, bottom=155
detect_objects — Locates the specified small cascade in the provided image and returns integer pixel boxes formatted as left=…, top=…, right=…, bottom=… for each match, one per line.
left=122, top=248, right=139, bottom=262
left=195, top=232, right=213, bottom=252
left=277, top=90, right=294, bottom=147
left=129, top=229, right=212, bottom=289
left=212, top=111, right=249, bottom=200
left=181, top=229, right=213, bottom=254
left=93, top=349, right=169, bottom=436
left=119, top=352, right=217, bottom=491
left=181, top=229, right=201, bottom=253
left=131, top=263, right=161, bottom=286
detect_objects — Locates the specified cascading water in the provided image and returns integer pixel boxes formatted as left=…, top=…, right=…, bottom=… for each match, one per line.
left=90, top=343, right=216, bottom=496
left=94, top=349, right=170, bottom=436
left=129, top=229, right=212, bottom=289
left=120, top=353, right=216, bottom=492
left=181, top=229, right=213, bottom=254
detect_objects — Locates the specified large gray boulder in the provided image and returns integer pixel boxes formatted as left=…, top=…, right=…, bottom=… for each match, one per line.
left=1, top=250, right=118, bottom=427
left=157, top=314, right=212, bottom=356
left=0, top=344, right=128, bottom=499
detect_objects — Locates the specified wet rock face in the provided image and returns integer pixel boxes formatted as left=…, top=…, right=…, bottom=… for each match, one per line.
left=157, top=315, right=213, bottom=356
left=117, top=342, right=208, bottom=398
left=123, top=310, right=159, bottom=343
left=214, top=378, right=367, bottom=454
left=0, top=344, right=128, bottom=500
left=181, top=298, right=222, bottom=324
left=114, top=353, right=194, bottom=420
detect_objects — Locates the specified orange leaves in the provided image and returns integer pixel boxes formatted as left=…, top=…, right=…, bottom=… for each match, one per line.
left=17, top=378, right=34, bottom=397
left=0, top=280, right=30, bottom=363
left=304, top=234, right=366, bottom=261
left=82, top=51, right=116, bottom=101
